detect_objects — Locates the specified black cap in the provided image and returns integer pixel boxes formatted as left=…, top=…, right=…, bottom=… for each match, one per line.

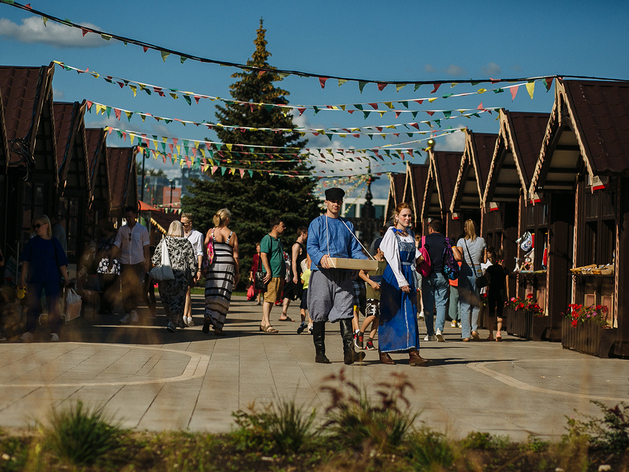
left=325, top=187, right=345, bottom=201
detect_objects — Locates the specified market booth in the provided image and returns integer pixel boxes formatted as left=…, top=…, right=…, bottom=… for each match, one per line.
left=483, top=110, right=552, bottom=340
left=529, top=79, right=629, bottom=357
left=54, top=101, right=90, bottom=264
left=384, top=172, right=407, bottom=223
left=421, top=150, right=463, bottom=238
left=449, top=130, right=496, bottom=241
left=0, top=63, right=57, bottom=277
left=402, top=162, right=429, bottom=233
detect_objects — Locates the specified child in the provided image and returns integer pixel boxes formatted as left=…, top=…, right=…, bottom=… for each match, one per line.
left=485, top=248, right=510, bottom=341
left=297, top=255, right=313, bottom=334
left=355, top=238, right=387, bottom=351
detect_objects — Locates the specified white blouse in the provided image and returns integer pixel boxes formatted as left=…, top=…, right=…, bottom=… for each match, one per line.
left=380, top=228, right=421, bottom=288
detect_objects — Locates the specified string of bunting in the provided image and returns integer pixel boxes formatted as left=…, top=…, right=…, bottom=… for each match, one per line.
left=87, top=98, right=493, bottom=137
left=0, top=2, right=572, bottom=91
left=54, top=61, right=549, bottom=114
left=108, top=125, right=462, bottom=165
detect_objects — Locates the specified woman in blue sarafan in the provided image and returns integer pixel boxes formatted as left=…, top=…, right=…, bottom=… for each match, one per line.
left=378, top=203, right=429, bottom=366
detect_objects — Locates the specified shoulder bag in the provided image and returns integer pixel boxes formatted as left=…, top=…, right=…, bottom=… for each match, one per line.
left=464, top=240, right=488, bottom=288
left=149, top=239, right=175, bottom=281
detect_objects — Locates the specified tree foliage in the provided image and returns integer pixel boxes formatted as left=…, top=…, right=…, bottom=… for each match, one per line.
left=182, top=20, right=320, bottom=286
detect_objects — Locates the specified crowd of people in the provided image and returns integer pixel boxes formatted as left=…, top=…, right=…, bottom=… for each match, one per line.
left=9, top=191, right=510, bottom=365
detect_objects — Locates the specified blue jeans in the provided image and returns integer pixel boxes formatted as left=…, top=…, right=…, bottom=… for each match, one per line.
left=422, top=272, right=449, bottom=335
left=459, top=273, right=480, bottom=339
left=448, top=286, right=460, bottom=322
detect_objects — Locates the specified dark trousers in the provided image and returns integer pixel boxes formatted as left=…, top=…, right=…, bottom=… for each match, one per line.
left=25, top=282, right=61, bottom=334
left=98, top=274, right=119, bottom=313
left=121, top=263, right=144, bottom=313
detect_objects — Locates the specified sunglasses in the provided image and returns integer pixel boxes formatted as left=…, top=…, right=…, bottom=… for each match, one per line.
left=34, top=223, right=46, bottom=229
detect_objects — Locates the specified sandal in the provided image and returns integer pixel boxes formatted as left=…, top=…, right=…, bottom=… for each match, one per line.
left=486, top=335, right=494, bottom=341
left=260, top=325, right=278, bottom=333
left=278, top=316, right=294, bottom=322
left=471, top=331, right=480, bottom=341
left=496, top=335, right=502, bottom=342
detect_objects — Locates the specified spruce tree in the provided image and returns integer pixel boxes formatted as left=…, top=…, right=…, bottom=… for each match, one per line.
left=182, top=20, right=320, bottom=287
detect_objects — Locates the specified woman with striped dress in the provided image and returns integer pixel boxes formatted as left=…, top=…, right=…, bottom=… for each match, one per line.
left=203, top=208, right=239, bottom=335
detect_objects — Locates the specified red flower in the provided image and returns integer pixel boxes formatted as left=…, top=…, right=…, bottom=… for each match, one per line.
left=526, top=294, right=534, bottom=299
left=571, top=319, right=578, bottom=327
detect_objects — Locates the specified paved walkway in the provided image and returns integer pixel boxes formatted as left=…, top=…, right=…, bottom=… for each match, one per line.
left=1, top=294, right=627, bottom=441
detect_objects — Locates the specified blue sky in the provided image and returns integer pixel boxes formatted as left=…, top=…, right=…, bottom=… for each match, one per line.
left=1, top=0, right=628, bottom=199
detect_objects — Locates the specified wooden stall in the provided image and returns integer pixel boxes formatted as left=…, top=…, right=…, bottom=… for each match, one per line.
left=0, top=63, right=57, bottom=273
left=402, top=162, right=429, bottom=234
left=529, top=79, right=629, bottom=357
left=421, top=150, right=463, bottom=238
left=483, top=110, right=552, bottom=340
left=107, top=146, right=139, bottom=220
left=384, top=172, right=406, bottom=223
left=85, top=128, right=111, bottom=224
left=450, top=130, right=497, bottom=241
left=54, top=101, right=90, bottom=264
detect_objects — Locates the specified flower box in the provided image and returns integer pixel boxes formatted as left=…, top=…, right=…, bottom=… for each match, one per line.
left=561, top=318, right=616, bottom=357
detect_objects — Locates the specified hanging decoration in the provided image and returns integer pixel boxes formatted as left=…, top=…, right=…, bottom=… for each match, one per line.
left=86, top=99, right=492, bottom=137
left=53, top=61, right=548, bottom=114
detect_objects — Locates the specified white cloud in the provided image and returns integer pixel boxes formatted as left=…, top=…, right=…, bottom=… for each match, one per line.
left=481, top=62, right=502, bottom=76
left=445, top=64, right=466, bottom=76
left=0, top=16, right=110, bottom=48
left=434, top=128, right=466, bottom=152
left=511, top=64, right=523, bottom=73
left=425, top=64, right=466, bottom=76
left=53, top=88, right=64, bottom=99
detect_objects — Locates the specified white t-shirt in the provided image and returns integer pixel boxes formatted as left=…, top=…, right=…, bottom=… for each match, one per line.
left=380, top=228, right=421, bottom=288
left=114, top=222, right=149, bottom=265
left=185, top=229, right=204, bottom=258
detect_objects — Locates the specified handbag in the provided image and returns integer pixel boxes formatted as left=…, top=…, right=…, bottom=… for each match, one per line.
left=464, top=240, right=488, bottom=288
left=96, top=257, right=120, bottom=275
left=149, top=239, right=175, bottom=281
left=254, top=266, right=267, bottom=291
left=201, top=229, right=215, bottom=277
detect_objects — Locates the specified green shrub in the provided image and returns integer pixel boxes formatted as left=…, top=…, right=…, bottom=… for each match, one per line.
left=320, top=369, right=418, bottom=454
left=406, top=427, right=455, bottom=471
left=39, top=400, right=123, bottom=466
left=461, top=431, right=510, bottom=451
left=565, top=401, right=629, bottom=455
left=231, top=398, right=317, bottom=454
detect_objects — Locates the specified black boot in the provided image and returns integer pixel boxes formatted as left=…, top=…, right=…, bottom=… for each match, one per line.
left=339, top=318, right=366, bottom=365
left=312, top=322, right=331, bottom=364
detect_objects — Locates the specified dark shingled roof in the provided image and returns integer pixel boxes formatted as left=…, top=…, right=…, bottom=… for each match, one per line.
left=54, top=101, right=88, bottom=192
left=563, top=80, right=629, bottom=174
left=85, top=128, right=109, bottom=210
left=0, top=64, right=55, bottom=167
left=530, top=79, right=629, bottom=194
left=107, top=146, right=138, bottom=215
left=423, top=151, right=463, bottom=218
left=404, top=163, right=429, bottom=220
left=451, top=131, right=497, bottom=212
left=483, top=110, right=549, bottom=205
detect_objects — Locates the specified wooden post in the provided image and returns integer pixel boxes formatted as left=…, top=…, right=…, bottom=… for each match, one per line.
left=614, top=177, right=629, bottom=357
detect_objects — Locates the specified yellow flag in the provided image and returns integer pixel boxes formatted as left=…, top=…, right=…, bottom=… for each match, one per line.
left=526, top=81, right=535, bottom=99
left=226, top=144, right=233, bottom=151
left=384, top=102, right=393, bottom=109
left=428, top=97, right=438, bottom=103
left=477, top=88, right=487, bottom=94
left=340, top=105, right=346, bottom=111
left=129, top=85, right=137, bottom=97
left=338, top=79, right=347, bottom=87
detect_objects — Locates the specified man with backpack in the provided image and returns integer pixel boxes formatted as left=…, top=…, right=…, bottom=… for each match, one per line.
left=419, top=220, right=461, bottom=342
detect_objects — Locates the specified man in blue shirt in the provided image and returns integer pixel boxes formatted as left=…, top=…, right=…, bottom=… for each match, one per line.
left=307, top=188, right=367, bottom=365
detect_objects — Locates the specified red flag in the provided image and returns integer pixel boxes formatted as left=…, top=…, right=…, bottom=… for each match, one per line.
left=319, top=77, right=329, bottom=89
left=377, top=82, right=387, bottom=91
left=431, top=83, right=441, bottom=94
left=81, top=28, right=89, bottom=37
left=368, top=103, right=378, bottom=110
left=143, top=46, right=149, bottom=53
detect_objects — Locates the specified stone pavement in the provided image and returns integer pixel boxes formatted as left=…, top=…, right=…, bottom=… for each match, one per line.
left=0, top=294, right=627, bottom=442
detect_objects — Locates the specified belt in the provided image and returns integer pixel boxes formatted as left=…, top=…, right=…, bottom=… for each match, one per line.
left=401, top=261, right=412, bottom=266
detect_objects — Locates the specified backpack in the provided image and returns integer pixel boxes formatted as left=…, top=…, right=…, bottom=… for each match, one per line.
left=442, top=237, right=460, bottom=281
left=417, top=236, right=432, bottom=277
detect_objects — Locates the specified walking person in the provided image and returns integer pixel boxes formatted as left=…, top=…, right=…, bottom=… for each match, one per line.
left=111, top=206, right=150, bottom=324
left=152, top=221, right=197, bottom=332
left=457, top=219, right=487, bottom=341
left=279, top=226, right=308, bottom=322
left=19, top=215, right=69, bottom=342
left=249, top=243, right=263, bottom=305
left=259, top=218, right=286, bottom=333
left=484, top=247, right=510, bottom=341
left=307, top=187, right=367, bottom=365
left=203, top=209, right=239, bottom=336
left=356, top=237, right=386, bottom=351
left=378, top=203, right=428, bottom=366
left=181, top=213, right=204, bottom=327
left=421, top=219, right=454, bottom=343
left=95, top=220, right=119, bottom=315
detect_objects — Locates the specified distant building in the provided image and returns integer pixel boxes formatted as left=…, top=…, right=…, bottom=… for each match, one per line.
left=181, top=166, right=210, bottom=198
left=340, top=197, right=387, bottom=220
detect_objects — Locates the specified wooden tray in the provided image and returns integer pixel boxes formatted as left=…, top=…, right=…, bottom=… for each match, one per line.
left=327, top=258, right=379, bottom=271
